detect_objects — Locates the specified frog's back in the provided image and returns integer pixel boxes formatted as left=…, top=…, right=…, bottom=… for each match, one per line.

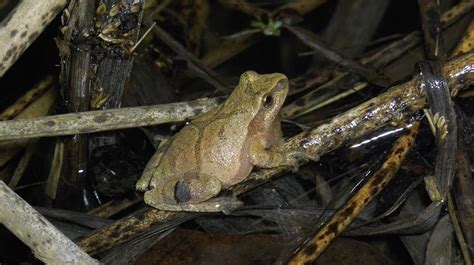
left=155, top=106, right=253, bottom=187
left=154, top=120, right=202, bottom=179
left=199, top=109, right=253, bottom=186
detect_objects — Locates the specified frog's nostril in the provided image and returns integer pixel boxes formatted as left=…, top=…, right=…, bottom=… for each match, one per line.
left=174, top=181, right=192, bottom=203
left=276, top=79, right=288, bottom=90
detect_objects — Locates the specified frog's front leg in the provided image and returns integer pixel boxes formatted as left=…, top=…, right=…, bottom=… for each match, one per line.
left=136, top=148, right=166, bottom=191
left=136, top=138, right=174, bottom=191
left=249, top=138, right=320, bottom=171
left=248, top=139, right=300, bottom=170
left=144, top=174, right=243, bottom=213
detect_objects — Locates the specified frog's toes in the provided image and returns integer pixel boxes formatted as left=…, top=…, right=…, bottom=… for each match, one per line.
left=284, top=156, right=300, bottom=172
left=209, top=196, right=244, bottom=214
left=135, top=179, right=150, bottom=191
left=296, top=152, right=319, bottom=162
left=291, top=150, right=319, bottom=162
left=221, top=200, right=244, bottom=215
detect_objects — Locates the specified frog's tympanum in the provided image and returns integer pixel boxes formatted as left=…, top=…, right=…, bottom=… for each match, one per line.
left=136, top=71, right=302, bottom=212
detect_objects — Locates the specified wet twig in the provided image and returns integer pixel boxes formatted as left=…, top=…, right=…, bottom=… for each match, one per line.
left=87, top=194, right=142, bottom=219
left=419, top=61, right=457, bottom=198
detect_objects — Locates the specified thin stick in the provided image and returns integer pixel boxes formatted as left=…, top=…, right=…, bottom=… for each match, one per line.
left=447, top=193, right=472, bottom=265
left=148, top=22, right=229, bottom=92
left=0, top=97, right=222, bottom=141
left=8, top=142, right=36, bottom=189
left=0, top=0, right=68, bottom=77
left=0, top=181, right=99, bottom=264
left=88, top=194, right=142, bottom=219
left=0, top=76, right=56, bottom=121
left=452, top=20, right=474, bottom=56
left=130, top=21, right=157, bottom=53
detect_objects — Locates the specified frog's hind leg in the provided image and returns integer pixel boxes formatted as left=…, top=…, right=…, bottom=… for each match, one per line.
left=144, top=174, right=243, bottom=213
left=147, top=195, right=243, bottom=213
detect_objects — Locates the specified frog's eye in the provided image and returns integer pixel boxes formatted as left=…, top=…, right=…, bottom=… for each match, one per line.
left=262, top=93, right=274, bottom=108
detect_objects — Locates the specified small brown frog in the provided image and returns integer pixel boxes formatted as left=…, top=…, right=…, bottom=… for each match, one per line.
left=136, top=71, right=302, bottom=212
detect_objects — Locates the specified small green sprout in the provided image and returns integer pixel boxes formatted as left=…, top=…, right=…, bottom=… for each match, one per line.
left=251, top=18, right=283, bottom=36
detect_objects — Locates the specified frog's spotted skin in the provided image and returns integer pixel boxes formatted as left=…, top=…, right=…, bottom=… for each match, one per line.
left=136, top=71, right=298, bottom=212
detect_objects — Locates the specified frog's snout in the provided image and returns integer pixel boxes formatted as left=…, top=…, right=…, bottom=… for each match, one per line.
left=275, top=78, right=288, bottom=91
